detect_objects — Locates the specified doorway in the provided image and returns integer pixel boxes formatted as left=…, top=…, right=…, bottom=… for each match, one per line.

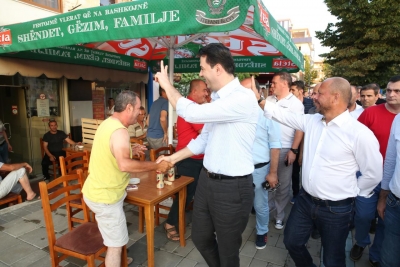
left=0, top=86, right=33, bottom=166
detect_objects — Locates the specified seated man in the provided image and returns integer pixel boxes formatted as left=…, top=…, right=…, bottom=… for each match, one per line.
left=0, top=161, right=37, bottom=201
left=42, top=120, right=80, bottom=181
left=127, top=106, right=148, bottom=141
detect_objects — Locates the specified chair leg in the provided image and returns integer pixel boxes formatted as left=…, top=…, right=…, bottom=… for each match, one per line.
left=155, top=204, right=160, bottom=226
left=121, top=245, right=128, bottom=267
left=87, top=254, right=96, bottom=267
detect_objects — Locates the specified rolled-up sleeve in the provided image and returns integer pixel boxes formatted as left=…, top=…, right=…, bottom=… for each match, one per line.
left=187, top=123, right=210, bottom=155
left=267, top=119, right=281, bottom=149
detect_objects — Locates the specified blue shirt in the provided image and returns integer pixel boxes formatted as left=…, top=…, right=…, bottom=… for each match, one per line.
left=253, top=109, right=281, bottom=164
left=147, top=96, right=168, bottom=139
left=382, top=114, right=400, bottom=198
left=176, top=78, right=259, bottom=176
left=303, top=97, right=314, bottom=114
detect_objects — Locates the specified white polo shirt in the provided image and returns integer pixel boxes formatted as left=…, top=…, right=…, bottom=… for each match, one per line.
left=266, top=93, right=304, bottom=148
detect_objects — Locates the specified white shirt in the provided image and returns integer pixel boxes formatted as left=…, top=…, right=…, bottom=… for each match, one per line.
left=349, top=104, right=364, bottom=119
left=266, top=94, right=304, bottom=148
left=382, top=114, right=400, bottom=198
left=263, top=104, right=382, bottom=200
left=176, top=78, right=259, bottom=176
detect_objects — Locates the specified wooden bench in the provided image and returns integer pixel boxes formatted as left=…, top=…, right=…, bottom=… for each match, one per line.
left=81, top=118, right=103, bottom=144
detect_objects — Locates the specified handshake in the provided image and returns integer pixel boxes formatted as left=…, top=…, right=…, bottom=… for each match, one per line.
left=155, top=154, right=175, bottom=173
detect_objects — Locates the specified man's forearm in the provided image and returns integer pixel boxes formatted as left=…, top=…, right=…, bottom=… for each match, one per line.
left=379, top=189, right=390, bottom=201
left=170, top=147, right=194, bottom=165
left=269, top=148, right=280, bottom=174
left=160, top=118, right=168, bottom=135
left=291, top=130, right=304, bottom=149
left=0, top=162, right=28, bottom=172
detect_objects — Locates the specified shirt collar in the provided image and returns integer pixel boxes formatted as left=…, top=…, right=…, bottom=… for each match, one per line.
left=273, top=92, right=295, bottom=102
left=214, top=78, right=240, bottom=100
left=325, top=110, right=351, bottom=127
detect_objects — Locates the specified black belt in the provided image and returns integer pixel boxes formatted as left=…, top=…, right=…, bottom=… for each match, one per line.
left=203, top=167, right=249, bottom=180
left=304, top=190, right=353, bottom=207
left=391, top=192, right=400, bottom=201
left=254, top=161, right=270, bottom=169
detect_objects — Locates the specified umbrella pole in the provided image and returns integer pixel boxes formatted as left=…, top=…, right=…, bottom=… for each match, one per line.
left=168, top=45, right=175, bottom=145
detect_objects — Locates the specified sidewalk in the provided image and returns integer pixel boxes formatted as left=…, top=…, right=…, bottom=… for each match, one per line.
left=0, top=184, right=375, bottom=267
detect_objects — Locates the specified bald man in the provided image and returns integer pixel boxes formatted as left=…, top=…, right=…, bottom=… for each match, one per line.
left=163, top=79, right=208, bottom=241
left=254, top=77, right=382, bottom=267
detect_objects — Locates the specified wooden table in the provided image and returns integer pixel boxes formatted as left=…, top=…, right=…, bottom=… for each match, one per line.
left=125, top=171, right=194, bottom=267
left=63, top=144, right=92, bottom=157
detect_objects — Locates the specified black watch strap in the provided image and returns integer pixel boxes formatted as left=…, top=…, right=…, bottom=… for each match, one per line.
left=290, top=148, right=299, bottom=154
left=258, top=97, right=264, bottom=104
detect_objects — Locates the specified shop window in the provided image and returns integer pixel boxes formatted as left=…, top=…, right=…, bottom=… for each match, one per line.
left=19, top=76, right=60, bottom=118
left=20, top=0, right=62, bottom=13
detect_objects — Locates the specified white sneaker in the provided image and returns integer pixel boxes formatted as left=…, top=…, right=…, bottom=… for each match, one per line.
left=275, top=220, right=284, bottom=230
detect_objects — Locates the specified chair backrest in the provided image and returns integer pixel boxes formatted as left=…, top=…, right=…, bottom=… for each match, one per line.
left=59, top=150, right=89, bottom=178
left=81, top=118, right=102, bottom=144
left=39, top=170, right=89, bottom=247
left=130, top=137, right=143, bottom=145
left=150, top=144, right=174, bottom=162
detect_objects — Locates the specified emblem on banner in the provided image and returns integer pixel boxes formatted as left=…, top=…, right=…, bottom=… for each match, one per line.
left=272, top=58, right=297, bottom=70
left=257, top=1, right=270, bottom=34
left=134, top=60, right=147, bottom=70
left=196, top=0, right=239, bottom=26
left=0, top=27, right=12, bottom=49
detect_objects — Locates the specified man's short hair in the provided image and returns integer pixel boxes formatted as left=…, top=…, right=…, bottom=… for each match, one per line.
left=159, top=86, right=165, bottom=96
left=189, top=79, right=205, bottom=94
left=48, top=119, right=57, bottom=127
left=291, top=80, right=305, bottom=90
left=361, top=84, right=380, bottom=95
left=389, top=75, right=400, bottom=83
left=198, top=43, right=235, bottom=75
left=114, top=91, right=139, bottom=112
left=274, top=72, right=292, bottom=87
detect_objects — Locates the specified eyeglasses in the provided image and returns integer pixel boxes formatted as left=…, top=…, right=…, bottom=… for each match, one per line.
left=386, top=88, right=400, bottom=94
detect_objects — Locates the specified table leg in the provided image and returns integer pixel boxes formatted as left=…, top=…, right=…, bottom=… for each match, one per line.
left=145, top=204, right=155, bottom=267
left=138, top=206, right=144, bottom=233
left=178, top=187, right=187, bottom=247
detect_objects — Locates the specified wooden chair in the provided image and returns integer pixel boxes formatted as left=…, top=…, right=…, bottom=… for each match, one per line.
left=130, top=137, right=145, bottom=161
left=0, top=192, right=22, bottom=206
left=81, top=118, right=103, bottom=144
left=40, top=133, right=71, bottom=180
left=149, top=145, right=175, bottom=225
left=59, top=150, right=90, bottom=230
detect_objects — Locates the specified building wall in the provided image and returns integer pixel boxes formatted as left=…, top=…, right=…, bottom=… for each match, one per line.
left=0, top=0, right=100, bottom=26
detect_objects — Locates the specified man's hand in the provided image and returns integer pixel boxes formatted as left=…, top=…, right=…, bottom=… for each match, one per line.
left=162, top=133, right=168, bottom=144
left=266, top=172, right=278, bottom=188
left=156, top=160, right=174, bottom=173
left=155, top=61, right=172, bottom=91
left=250, top=76, right=261, bottom=100
left=377, top=190, right=390, bottom=219
left=131, top=144, right=147, bottom=157
left=49, top=155, right=56, bottom=162
left=285, top=150, right=296, bottom=165
left=8, top=144, right=12, bottom=152
left=24, top=163, right=33, bottom=174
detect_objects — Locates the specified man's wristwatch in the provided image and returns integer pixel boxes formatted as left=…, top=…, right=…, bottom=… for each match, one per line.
left=290, top=148, right=299, bottom=154
left=258, top=97, right=264, bottom=104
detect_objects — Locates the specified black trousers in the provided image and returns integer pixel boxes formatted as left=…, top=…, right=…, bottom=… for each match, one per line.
left=291, top=153, right=301, bottom=197
left=191, top=169, right=254, bottom=267
left=166, top=157, right=203, bottom=226
left=41, top=151, right=65, bottom=179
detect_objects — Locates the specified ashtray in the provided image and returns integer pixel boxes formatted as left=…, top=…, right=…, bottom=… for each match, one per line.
left=77, top=145, right=84, bottom=150
left=129, top=178, right=140, bottom=185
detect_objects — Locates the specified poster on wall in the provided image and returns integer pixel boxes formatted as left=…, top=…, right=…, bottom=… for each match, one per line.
left=92, top=88, right=105, bottom=120
left=36, top=99, right=50, bottom=117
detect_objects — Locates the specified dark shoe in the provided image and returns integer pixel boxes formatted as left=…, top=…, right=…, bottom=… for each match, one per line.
left=368, top=259, right=380, bottom=267
left=255, top=233, right=267, bottom=249
left=311, top=229, right=320, bottom=239
left=350, top=244, right=365, bottom=261
left=369, top=218, right=377, bottom=234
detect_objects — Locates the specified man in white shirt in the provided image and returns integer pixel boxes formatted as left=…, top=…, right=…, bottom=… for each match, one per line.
left=254, top=77, right=382, bottom=267
left=154, top=43, right=259, bottom=267
left=349, top=85, right=364, bottom=119
left=265, top=72, right=304, bottom=230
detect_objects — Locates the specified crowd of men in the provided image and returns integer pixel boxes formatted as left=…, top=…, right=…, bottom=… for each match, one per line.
left=1, top=43, right=399, bottom=267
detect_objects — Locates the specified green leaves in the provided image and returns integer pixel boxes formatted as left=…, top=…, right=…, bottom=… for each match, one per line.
left=316, top=0, right=400, bottom=86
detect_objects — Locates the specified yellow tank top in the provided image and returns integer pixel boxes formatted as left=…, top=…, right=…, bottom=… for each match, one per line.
left=82, top=118, right=130, bottom=204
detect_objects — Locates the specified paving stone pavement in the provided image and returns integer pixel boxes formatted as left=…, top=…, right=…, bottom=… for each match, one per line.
left=0, top=195, right=371, bottom=267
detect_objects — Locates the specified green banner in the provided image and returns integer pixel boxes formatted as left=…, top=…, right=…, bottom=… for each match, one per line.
left=149, top=56, right=299, bottom=73
left=0, top=0, right=303, bottom=70
left=0, top=45, right=148, bottom=73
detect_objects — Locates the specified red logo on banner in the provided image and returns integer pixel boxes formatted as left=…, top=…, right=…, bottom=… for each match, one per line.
left=258, top=2, right=270, bottom=33
left=134, top=60, right=147, bottom=70
left=272, top=58, right=297, bottom=69
left=0, top=29, right=12, bottom=46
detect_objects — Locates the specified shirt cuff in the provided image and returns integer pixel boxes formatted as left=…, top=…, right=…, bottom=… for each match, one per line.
left=269, top=141, right=282, bottom=149
left=381, top=179, right=391, bottom=191
left=187, top=139, right=204, bottom=155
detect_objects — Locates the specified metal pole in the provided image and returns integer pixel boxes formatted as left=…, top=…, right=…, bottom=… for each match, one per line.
left=168, top=42, right=175, bottom=145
